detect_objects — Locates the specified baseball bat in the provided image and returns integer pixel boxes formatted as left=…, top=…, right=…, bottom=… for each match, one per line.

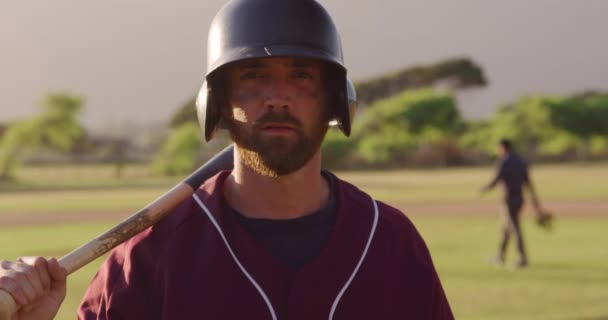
left=0, top=144, right=234, bottom=320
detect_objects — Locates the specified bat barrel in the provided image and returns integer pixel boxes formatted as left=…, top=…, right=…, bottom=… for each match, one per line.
left=60, top=143, right=234, bottom=274
left=59, top=182, right=195, bottom=274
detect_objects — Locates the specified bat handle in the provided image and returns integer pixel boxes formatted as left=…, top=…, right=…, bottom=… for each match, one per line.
left=0, top=290, right=16, bottom=320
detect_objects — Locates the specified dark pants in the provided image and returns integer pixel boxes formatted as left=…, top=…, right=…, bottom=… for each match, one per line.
left=498, top=198, right=527, bottom=263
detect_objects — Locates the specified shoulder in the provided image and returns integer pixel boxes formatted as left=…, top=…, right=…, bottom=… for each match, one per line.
left=375, top=201, right=429, bottom=251
left=79, top=173, right=228, bottom=317
left=330, top=172, right=375, bottom=209
left=91, top=192, right=206, bottom=288
left=105, top=171, right=228, bottom=269
left=329, top=172, right=430, bottom=258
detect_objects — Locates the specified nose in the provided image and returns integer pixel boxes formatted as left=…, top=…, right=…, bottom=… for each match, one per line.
left=264, top=77, right=291, bottom=111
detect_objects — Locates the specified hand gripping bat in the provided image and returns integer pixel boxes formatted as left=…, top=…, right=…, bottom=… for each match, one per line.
left=0, top=144, right=234, bottom=320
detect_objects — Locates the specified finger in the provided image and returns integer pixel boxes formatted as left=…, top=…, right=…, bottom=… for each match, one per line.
left=31, top=257, right=52, bottom=291
left=20, top=257, right=48, bottom=293
left=47, top=258, right=67, bottom=282
left=0, top=275, right=28, bottom=305
left=11, top=262, right=39, bottom=302
left=47, top=258, right=67, bottom=302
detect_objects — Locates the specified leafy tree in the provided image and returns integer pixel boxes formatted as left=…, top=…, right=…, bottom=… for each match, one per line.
left=461, top=92, right=608, bottom=160
left=38, top=94, right=84, bottom=149
left=355, top=57, right=487, bottom=106
left=153, top=122, right=202, bottom=175
left=0, top=93, right=84, bottom=180
left=321, top=128, right=357, bottom=169
left=0, top=120, right=38, bottom=179
left=551, top=93, right=608, bottom=156
left=351, top=89, right=462, bottom=166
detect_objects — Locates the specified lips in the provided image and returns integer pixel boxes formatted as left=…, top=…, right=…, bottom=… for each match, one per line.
left=260, top=122, right=298, bottom=135
left=262, top=122, right=296, bottom=130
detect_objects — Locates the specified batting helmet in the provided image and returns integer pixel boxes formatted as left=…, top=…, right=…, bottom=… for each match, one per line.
left=195, top=0, right=357, bottom=141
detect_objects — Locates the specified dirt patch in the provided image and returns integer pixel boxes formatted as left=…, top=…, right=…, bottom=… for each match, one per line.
left=1, top=200, right=606, bottom=228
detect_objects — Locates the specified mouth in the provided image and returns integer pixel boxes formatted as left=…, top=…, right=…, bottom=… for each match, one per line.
left=261, top=122, right=297, bottom=135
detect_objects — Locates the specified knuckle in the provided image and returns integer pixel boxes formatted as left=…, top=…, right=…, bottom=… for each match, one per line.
left=32, top=256, right=46, bottom=267
left=20, top=264, right=34, bottom=274
left=0, top=259, right=11, bottom=269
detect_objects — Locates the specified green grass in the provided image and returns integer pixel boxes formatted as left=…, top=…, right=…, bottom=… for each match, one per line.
left=1, top=217, right=606, bottom=320
left=2, top=162, right=607, bottom=215
left=0, top=188, right=172, bottom=215
left=336, top=162, right=608, bottom=203
left=1, top=162, right=607, bottom=319
left=413, top=215, right=608, bottom=320
left=0, top=223, right=111, bottom=320
left=0, top=164, right=179, bottom=215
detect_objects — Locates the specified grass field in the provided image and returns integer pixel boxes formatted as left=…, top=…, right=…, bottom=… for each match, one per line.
left=1, top=217, right=606, bottom=320
left=1, top=162, right=607, bottom=319
left=1, top=162, right=608, bottom=215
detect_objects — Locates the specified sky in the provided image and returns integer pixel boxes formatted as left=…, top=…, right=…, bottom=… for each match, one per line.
left=1, top=0, right=607, bottom=129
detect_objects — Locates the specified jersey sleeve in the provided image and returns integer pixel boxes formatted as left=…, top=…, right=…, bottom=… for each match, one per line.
left=403, top=215, right=455, bottom=320
left=378, top=202, right=455, bottom=320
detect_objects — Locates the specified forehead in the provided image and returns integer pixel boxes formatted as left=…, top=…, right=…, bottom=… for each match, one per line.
left=229, top=57, right=324, bottom=70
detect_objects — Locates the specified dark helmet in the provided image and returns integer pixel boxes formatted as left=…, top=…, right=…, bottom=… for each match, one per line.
left=196, top=0, right=357, bottom=141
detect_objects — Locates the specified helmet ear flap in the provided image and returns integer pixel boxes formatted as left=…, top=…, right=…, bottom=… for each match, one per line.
left=196, top=81, right=222, bottom=142
left=331, top=77, right=357, bottom=137
left=345, top=78, right=357, bottom=130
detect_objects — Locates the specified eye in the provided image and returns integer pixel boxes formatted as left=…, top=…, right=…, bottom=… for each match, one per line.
left=292, top=70, right=313, bottom=79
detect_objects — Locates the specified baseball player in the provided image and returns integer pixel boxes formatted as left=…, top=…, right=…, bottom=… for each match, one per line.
left=1, top=0, right=453, bottom=319
left=481, top=138, right=550, bottom=268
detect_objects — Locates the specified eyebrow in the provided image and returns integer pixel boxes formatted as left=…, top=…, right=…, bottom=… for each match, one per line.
left=290, top=58, right=320, bottom=68
left=237, top=60, right=265, bottom=69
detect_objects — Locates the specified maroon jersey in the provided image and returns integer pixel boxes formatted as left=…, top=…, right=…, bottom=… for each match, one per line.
left=78, top=171, right=453, bottom=319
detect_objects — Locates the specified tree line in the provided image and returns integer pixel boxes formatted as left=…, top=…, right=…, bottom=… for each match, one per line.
left=1, top=57, right=607, bottom=179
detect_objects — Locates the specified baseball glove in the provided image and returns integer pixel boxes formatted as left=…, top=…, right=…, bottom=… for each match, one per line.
left=536, top=209, right=554, bottom=230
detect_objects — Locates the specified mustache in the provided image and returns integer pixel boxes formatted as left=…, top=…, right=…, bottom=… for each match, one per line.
left=253, top=112, right=302, bottom=129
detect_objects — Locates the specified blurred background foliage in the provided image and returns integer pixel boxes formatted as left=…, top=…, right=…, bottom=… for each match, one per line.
left=0, top=93, right=84, bottom=179
left=1, top=57, right=607, bottom=178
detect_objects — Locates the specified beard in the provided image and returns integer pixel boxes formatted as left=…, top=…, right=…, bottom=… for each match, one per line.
left=227, top=111, right=329, bottom=177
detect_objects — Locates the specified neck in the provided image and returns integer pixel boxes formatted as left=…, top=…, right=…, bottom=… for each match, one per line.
left=223, top=147, right=329, bottom=220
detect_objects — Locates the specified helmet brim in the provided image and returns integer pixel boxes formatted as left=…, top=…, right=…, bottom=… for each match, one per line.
left=206, top=44, right=345, bottom=79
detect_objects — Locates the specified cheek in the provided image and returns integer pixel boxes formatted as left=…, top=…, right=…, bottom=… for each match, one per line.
left=293, top=85, right=326, bottom=114
left=293, top=82, right=322, bottom=100
left=230, top=87, right=262, bottom=122
left=232, top=107, right=249, bottom=123
left=234, top=86, right=263, bottom=103
left=295, top=85, right=329, bottom=119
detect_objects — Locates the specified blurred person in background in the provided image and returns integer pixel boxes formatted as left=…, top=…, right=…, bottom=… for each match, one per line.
left=481, top=138, right=551, bottom=268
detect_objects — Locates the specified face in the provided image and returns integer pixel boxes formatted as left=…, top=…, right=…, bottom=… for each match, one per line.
left=224, top=57, right=331, bottom=176
left=497, top=144, right=508, bottom=159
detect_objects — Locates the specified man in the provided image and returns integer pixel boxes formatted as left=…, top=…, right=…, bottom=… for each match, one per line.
left=481, top=138, right=547, bottom=268
left=0, top=0, right=453, bottom=318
